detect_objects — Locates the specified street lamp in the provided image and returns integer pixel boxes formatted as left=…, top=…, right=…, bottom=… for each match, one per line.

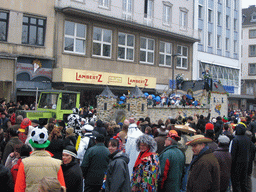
left=171, top=53, right=181, bottom=94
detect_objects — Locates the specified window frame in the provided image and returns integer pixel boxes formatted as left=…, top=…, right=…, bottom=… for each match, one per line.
left=163, top=4, right=172, bottom=26
left=64, top=21, right=87, bottom=55
left=249, top=63, right=256, bottom=75
left=234, top=40, right=237, bottom=53
left=122, top=0, right=132, bottom=20
left=226, top=15, right=229, bottom=29
left=99, top=0, right=110, bottom=8
left=139, top=37, right=155, bottom=65
left=159, top=41, right=172, bottom=67
left=234, top=18, right=237, bottom=31
left=217, top=12, right=221, bottom=26
left=117, top=32, right=135, bottom=62
left=22, top=15, right=46, bottom=46
left=0, top=11, right=9, bottom=42
left=249, top=29, right=256, bottom=39
left=208, top=9, right=212, bottom=23
left=177, top=45, right=188, bottom=69
left=217, top=35, right=221, bottom=49
left=226, top=38, right=229, bottom=51
left=92, top=27, right=112, bottom=58
left=179, top=9, right=188, bottom=29
left=198, top=5, right=203, bottom=19
left=249, top=45, right=256, bottom=57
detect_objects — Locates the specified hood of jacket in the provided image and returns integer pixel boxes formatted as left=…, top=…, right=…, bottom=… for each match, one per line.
left=110, top=151, right=129, bottom=164
left=235, top=123, right=246, bottom=135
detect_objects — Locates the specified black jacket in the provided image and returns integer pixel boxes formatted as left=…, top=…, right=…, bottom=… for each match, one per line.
left=105, top=151, right=131, bottom=192
left=214, top=120, right=223, bottom=139
left=62, top=160, right=83, bottom=192
left=0, top=164, right=13, bottom=192
left=248, top=120, right=256, bottom=143
left=46, top=138, right=64, bottom=160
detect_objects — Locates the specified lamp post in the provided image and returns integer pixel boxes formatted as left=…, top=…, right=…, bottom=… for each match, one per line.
left=171, top=53, right=181, bottom=94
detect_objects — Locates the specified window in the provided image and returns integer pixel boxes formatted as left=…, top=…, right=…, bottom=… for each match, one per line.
left=122, top=0, right=132, bottom=20
left=177, top=45, right=188, bottom=69
left=144, top=0, right=153, bottom=26
left=234, top=19, right=237, bottom=31
left=234, top=40, right=237, bottom=53
left=93, top=27, right=112, bottom=58
left=249, top=45, right=256, bottom=57
left=118, top=32, right=134, bottom=61
left=0, top=12, right=8, bottom=41
left=218, top=0, right=222, bottom=4
left=64, top=21, right=86, bottom=54
left=226, top=0, right=229, bottom=7
left=249, top=64, right=256, bottom=75
left=163, top=4, right=171, bottom=25
left=217, top=12, right=221, bottom=25
left=249, top=30, right=256, bottom=38
left=140, top=37, right=154, bottom=64
left=198, top=29, right=203, bottom=44
left=159, top=41, right=172, bottom=66
left=234, top=0, right=237, bottom=9
left=251, top=13, right=256, bottom=22
left=208, top=33, right=212, bottom=46
left=180, top=10, right=187, bottom=29
left=22, top=16, right=46, bottom=46
left=99, top=0, right=109, bottom=8
left=217, top=35, right=221, bottom=49
left=226, top=38, right=229, bottom=50
left=198, top=5, right=203, bottom=19
left=226, top=15, right=229, bottom=29
left=208, top=9, right=212, bottom=23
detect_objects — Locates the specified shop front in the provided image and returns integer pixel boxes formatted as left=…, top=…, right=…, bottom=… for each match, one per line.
left=52, top=68, right=156, bottom=108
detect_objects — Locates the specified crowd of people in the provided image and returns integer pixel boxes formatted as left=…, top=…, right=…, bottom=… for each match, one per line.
left=0, top=98, right=256, bottom=192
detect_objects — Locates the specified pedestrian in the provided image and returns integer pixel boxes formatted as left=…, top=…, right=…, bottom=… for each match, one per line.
left=94, top=119, right=107, bottom=137
left=230, top=123, right=252, bottom=192
left=155, top=125, right=168, bottom=154
left=125, top=117, right=143, bottom=177
left=61, top=145, right=83, bottom=192
left=213, top=135, right=232, bottom=192
left=80, top=134, right=110, bottom=192
left=186, top=135, right=220, bottom=192
left=158, top=130, right=185, bottom=192
left=67, top=108, right=82, bottom=133
left=131, top=134, right=160, bottom=191
left=104, top=139, right=131, bottom=192
left=205, top=123, right=218, bottom=151
left=0, top=164, right=14, bottom=192
left=63, top=127, right=77, bottom=147
left=14, top=126, right=66, bottom=191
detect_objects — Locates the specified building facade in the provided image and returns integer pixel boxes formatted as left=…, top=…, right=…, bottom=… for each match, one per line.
left=53, top=0, right=199, bottom=107
left=241, top=5, right=256, bottom=110
left=0, top=0, right=55, bottom=104
left=193, top=0, right=241, bottom=97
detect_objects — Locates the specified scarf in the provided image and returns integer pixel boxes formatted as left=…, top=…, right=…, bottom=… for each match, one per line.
left=134, top=149, right=153, bottom=168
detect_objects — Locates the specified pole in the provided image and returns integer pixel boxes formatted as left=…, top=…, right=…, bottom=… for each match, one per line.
left=35, top=87, right=38, bottom=110
left=172, top=53, right=180, bottom=94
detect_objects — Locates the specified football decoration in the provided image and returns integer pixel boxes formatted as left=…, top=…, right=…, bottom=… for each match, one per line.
left=31, top=127, right=48, bottom=144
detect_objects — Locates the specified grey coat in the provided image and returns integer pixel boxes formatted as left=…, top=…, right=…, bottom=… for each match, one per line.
left=105, top=151, right=131, bottom=192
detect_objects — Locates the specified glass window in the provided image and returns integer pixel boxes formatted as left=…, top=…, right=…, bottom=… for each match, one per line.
left=234, top=19, right=237, bottom=31
left=234, top=40, right=237, bottom=53
left=198, top=5, right=203, bottom=19
left=217, top=35, right=221, bottom=49
left=208, top=9, right=212, bottom=23
left=177, top=45, right=188, bottom=69
left=180, top=10, right=187, bottom=29
left=140, top=37, right=154, bottom=64
left=122, top=0, right=132, bottom=20
left=208, top=33, right=211, bottom=46
left=0, top=12, right=8, bottom=41
left=198, top=29, right=203, bottom=44
left=163, top=5, right=171, bottom=25
left=249, top=64, right=256, bottom=75
left=226, top=38, right=229, bottom=51
left=61, top=93, right=77, bottom=110
left=249, top=45, right=256, bottom=57
left=249, top=30, right=256, bottom=39
left=118, top=32, right=134, bottom=61
left=144, top=0, right=153, bottom=18
left=99, top=0, right=109, bottom=8
left=217, top=12, right=221, bottom=25
left=226, top=0, right=229, bottom=7
left=93, top=27, right=112, bottom=58
left=38, top=93, right=59, bottom=109
left=226, top=15, right=229, bottom=29
left=22, top=16, right=46, bottom=46
left=159, top=41, right=172, bottom=66
left=64, top=21, right=86, bottom=54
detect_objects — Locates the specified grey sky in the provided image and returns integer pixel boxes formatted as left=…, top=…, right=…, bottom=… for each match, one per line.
left=242, top=0, right=256, bottom=8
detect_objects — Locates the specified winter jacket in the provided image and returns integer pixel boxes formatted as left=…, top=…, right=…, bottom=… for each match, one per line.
left=81, top=143, right=110, bottom=185
left=105, top=151, right=131, bottom=192
left=214, top=120, right=223, bottom=139
left=62, top=160, right=83, bottom=192
left=77, top=132, right=94, bottom=162
left=213, top=147, right=232, bottom=192
left=158, top=144, right=185, bottom=191
left=0, top=164, right=14, bottom=192
left=187, top=148, right=220, bottom=192
left=46, top=138, right=64, bottom=160
left=2, top=136, right=23, bottom=165
left=14, top=150, right=65, bottom=192
left=248, top=120, right=256, bottom=143
left=155, top=134, right=167, bottom=154
left=63, top=136, right=77, bottom=147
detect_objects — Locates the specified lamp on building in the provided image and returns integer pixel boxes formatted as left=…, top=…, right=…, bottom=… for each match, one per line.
left=171, top=53, right=181, bottom=94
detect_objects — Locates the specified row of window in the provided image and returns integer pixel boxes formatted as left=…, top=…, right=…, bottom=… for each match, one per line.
left=64, top=21, right=189, bottom=68
left=0, top=12, right=46, bottom=46
left=198, top=6, right=237, bottom=31
left=218, top=0, right=238, bottom=9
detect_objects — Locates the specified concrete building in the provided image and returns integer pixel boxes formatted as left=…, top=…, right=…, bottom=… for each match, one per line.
left=240, top=5, right=256, bottom=110
left=0, top=0, right=55, bottom=104
left=53, top=0, right=199, bottom=107
left=193, top=0, right=241, bottom=100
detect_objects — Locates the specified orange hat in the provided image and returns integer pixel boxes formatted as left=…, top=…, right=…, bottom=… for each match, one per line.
left=20, top=118, right=31, bottom=129
left=167, top=130, right=181, bottom=141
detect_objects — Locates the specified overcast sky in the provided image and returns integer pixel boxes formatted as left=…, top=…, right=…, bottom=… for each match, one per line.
left=242, top=0, right=255, bottom=8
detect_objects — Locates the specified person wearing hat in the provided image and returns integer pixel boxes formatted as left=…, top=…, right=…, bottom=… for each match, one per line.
left=18, top=118, right=31, bottom=144
left=61, top=146, right=83, bottom=192
left=158, top=130, right=185, bottom=192
left=174, top=124, right=195, bottom=192
left=77, top=124, right=96, bottom=164
left=213, top=135, right=231, bottom=192
left=186, top=135, right=220, bottom=192
left=230, top=123, right=252, bottom=192
left=14, top=127, right=66, bottom=192
left=154, top=125, right=168, bottom=154
left=205, top=123, right=218, bottom=151
left=67, top=108, right=82, bottom=133
left=214, top=116, right=224, bottom=139
left=63, top=127, right=77, bottom=148
left=81, top=134, right=110, bottom=192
